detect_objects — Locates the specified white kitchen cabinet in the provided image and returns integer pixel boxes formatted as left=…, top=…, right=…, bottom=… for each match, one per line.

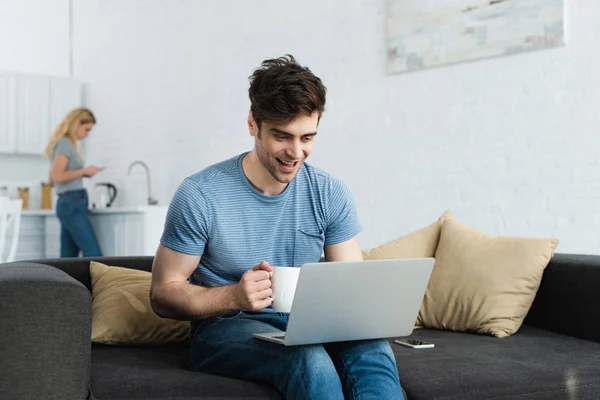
left=90, top=207, right=167, bottom=257
left=8, top=214, right=46, bottom=261
left=90, top=213, right=144, bottom=257
left=44, top=216, right=61, bottom=258
left=12, top=206, right=168, bottom=261
left=50, top=77, right=83, bottom=133
left=0, top=73, right=17, bottom=153
left=0, top=72, right=82, bottom=156
left=16, top=75, right=50, bottom=155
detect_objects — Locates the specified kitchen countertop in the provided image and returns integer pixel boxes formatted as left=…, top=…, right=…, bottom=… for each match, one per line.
left=22, top=205, right=168, bottom=216
left=21, top=209, right=55, bottom=216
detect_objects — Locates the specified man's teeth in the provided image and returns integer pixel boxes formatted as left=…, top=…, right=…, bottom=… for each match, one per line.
left=279, top=159, right=296, bottom=166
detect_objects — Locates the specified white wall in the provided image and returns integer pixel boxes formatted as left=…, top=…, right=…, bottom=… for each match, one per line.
left=0, top=0, right=70, bottom=77
left=0, top=0, right=71, bottom=196
left=72, top=0, right=600, bottom=254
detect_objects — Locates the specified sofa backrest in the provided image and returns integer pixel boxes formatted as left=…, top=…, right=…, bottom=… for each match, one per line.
left=19, top=254, right=575, bottom=296
left=23, top=256, right=154, bottom=291
left=7, top=252, right=599, bottom=343
left=523, top=253, right=600, bottom=343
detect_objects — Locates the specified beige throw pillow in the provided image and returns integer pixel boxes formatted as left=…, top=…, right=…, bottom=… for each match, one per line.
left=417, top=219, right=559, bottom=338
left=90, top=261, right=190, bottom=345
left=362, top=210, right=454, bottom=260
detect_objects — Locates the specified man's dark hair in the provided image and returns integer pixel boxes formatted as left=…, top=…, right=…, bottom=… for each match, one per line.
left=248, top=54, right=327, bottom=129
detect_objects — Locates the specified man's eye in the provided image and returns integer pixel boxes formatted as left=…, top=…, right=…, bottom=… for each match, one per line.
left=276, top=136, right=287, bottom=140
left=302, top=137, right=313, bottom=142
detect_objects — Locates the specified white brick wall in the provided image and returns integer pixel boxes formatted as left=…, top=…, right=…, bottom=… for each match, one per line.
left=64, top=0, right=600, bottom=254
left=0, top=0, right=70, bottom=77
left=0, top=0, right=70, bottom=191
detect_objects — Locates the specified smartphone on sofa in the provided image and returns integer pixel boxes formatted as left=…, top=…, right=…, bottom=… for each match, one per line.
left=394, top=339, right=435, bottom=349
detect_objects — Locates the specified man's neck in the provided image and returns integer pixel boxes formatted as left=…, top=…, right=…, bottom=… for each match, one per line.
left=242, top=151, right=288, bottom=196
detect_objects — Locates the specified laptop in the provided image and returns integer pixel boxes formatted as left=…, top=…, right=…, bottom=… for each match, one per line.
left=252, top=258, right=435, bottom=346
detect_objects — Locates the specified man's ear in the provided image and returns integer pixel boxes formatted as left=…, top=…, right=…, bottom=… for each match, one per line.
left=248, top=111, right=259, bottom=137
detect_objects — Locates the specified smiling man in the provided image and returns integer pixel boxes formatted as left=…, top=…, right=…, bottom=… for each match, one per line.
left=150, top=55, right=405, bottom=399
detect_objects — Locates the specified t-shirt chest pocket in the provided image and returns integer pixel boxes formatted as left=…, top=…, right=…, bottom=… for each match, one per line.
left=293, top=228, right=325, bottom=267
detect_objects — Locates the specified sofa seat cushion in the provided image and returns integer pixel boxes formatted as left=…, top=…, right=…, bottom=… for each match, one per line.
left=396, top=325, right=600, bottom=400
left=90, top=326, right=600, bottom=400
left=90, top=343, right=281, bottom=399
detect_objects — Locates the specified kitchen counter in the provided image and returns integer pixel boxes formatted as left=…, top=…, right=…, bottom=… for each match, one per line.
left=91, top=205, right=168, bottom=214
left=13, top=206, right=169, bottom=261
left=21, top=209, right=55, bottom=216
left=22, top=205, right=168, bottom=216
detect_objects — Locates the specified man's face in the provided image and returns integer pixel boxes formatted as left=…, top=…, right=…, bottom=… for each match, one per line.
left=249, top=112, right=319, bottom=184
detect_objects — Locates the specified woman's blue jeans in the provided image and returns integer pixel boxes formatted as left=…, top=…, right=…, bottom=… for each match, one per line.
left=56, top=189, right=103, bottom=257
left=188, top=311, right=405, bottom=400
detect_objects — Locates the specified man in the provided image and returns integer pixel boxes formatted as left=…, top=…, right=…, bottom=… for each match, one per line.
left=150, top=55, right=405, bottom=399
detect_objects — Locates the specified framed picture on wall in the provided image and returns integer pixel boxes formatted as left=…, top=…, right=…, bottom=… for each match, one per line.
left=386, top=0, right=565, bottom=74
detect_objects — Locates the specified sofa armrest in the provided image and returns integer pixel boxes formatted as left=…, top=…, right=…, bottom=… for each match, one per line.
left=0, top=262, right=91, bottom=400
left=524, top=254, right=600, bottom=343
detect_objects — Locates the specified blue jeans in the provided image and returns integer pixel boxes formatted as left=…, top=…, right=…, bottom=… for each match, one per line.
left=56, top=189, right=103, bottom=258
left=188, top=311, right=405, bottom=400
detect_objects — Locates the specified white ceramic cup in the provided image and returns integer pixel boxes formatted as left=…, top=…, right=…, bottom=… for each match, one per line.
left=270, top=267, right=301, bottom=313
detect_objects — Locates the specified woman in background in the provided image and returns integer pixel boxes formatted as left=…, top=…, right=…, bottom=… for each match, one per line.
left=44, top=107, right=103, bottom=257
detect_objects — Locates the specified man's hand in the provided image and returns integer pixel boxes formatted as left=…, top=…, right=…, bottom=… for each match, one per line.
left=234, top=261, right=274, bottom=311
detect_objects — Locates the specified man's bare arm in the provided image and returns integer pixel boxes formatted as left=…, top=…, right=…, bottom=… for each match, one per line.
left=323, top=236, right=363, bottom=262
left=150, top=244, right=273, bottom=320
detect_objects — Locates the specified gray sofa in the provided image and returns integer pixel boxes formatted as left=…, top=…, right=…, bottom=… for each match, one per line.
left=1, top=254, right=599, bottom=400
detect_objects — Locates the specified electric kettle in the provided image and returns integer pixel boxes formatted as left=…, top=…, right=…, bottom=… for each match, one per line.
left=94, top=182, right=117, bottom=208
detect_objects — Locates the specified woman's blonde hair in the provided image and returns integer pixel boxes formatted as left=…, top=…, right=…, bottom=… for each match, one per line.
left=44, top=107, right=96, bottom=158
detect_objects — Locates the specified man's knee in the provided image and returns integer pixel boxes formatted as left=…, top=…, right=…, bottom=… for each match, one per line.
left=281, top=346, right=343, bottom=399
left=288, top=345, right=337, bottom=374
left=366, top=338, right=395, bottom=356
left=338, top=338, right=394, bottom=356
left=338, top=339, right=398, bottom=370
left=365, top=339, right=397, bottom=368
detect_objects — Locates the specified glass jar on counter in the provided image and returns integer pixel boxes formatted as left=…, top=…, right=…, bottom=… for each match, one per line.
left=17, top=186, right=29, bottom=209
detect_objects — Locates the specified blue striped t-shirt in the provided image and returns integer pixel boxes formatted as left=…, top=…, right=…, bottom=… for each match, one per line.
left=160, top=152, right=362, bottom=289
